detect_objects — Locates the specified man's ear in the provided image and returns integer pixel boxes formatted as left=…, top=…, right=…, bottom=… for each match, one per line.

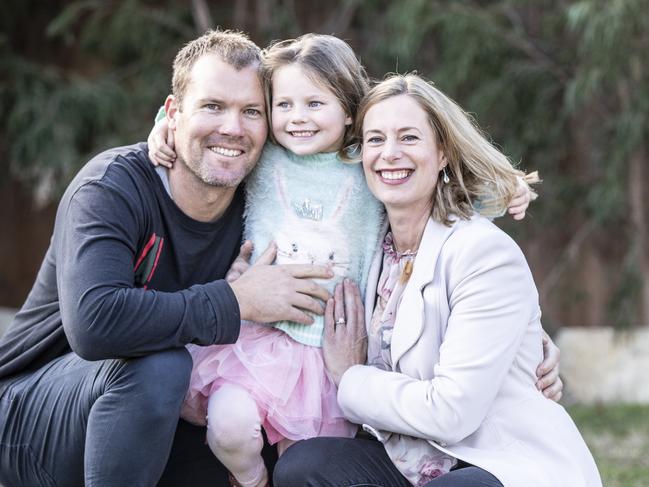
left=165, top=95, right=179, bottom=130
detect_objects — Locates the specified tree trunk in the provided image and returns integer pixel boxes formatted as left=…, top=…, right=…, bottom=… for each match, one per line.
left=191, top=0, right=214, bottom=34
left=234, top=0, right=250, bottom=31
left=628, top=142, right=649, bottom=325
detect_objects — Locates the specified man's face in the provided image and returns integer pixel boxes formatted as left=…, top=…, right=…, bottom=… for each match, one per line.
left=169, top=54, right=268, bottom=188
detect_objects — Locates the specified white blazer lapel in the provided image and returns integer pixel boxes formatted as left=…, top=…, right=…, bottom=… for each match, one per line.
left=390, top=217, right=458, bottom=369
left=409, top=217, right=457, bottom=290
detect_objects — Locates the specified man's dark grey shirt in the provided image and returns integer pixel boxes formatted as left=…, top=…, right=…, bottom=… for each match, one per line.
left=0, top=143, right=243, bottom=383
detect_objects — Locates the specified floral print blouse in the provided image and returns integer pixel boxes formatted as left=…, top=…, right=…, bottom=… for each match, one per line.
left=366, top=232, right=457, bottom=486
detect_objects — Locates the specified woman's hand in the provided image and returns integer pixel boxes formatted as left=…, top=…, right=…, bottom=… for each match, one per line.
left=322, top=279, right=367, bottom=386
left=147, top=116, right=176, bottom=168
left=536, top=330, right=563, bottom=401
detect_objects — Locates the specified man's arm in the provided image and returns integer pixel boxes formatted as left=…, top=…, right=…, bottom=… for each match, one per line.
left=57, top=180, right=331, bottom=361
left=57, top=181, right=241, bottom=360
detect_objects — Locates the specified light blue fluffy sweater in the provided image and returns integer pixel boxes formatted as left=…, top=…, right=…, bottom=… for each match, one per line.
left=244, top=143, right=385, bottom=347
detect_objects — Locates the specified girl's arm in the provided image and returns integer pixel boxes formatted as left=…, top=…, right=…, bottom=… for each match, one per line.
left=147, top=106, right=176, bottom=167
left=507, top=171, right=540, bottom=220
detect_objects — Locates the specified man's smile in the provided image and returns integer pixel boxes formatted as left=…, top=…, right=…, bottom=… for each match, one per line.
left=208, top=146, right=244, bottom=157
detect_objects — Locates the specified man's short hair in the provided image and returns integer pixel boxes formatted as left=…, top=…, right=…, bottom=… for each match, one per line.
left=172, top=29, right=262, bottom=108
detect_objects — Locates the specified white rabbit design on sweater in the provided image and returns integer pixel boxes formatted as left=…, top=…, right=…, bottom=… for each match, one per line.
left=243, top=143, right=384, bottom=346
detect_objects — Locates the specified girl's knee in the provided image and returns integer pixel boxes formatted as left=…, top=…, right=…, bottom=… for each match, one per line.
left=206, top=387, right=262, bottom=452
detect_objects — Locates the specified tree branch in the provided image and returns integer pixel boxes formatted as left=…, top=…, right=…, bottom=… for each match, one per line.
left=540, top=219, right=597, bottom=303
left=191, top=0, right=214, bottom=34
left=320, top=0, right=361, bottom=35
left=499, top=5, right=571, bottom=83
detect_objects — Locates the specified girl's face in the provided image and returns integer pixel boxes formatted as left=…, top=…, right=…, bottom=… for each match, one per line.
left=271, top=64, right=352, bottom=155
left=361, top=94, right=445, bottom=214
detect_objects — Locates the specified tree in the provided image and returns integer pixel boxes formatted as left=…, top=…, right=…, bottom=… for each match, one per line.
left=2, top=0, right=648, bottom=328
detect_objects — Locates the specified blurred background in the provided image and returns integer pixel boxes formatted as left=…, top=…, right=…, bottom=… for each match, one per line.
left=1, top=0, right=648, bottom=484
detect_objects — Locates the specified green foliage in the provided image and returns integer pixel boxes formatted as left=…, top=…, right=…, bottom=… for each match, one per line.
left=565, top=0, right=649, bottom=222
left=361, top=1, right=572, bottom=221
left=6, top=63, right=122, bottom=199
left=1, top=0, right=193, bottom=197
left=361, top=0, right=648, bottom=326
left=3, top=0, right=648, bottom=326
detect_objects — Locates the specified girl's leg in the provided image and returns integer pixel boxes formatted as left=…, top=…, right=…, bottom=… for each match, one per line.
left=206, top=385, right=268, bottom=487
left=277, top=438, right=296, bottom=457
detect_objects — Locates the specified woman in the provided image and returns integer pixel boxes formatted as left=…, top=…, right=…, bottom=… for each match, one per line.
left=273, top=74, right=601, bottom=487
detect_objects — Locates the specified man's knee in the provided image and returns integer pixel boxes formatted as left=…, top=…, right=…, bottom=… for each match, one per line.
left=272, top=439, right=325, bottom=486
left=115, top=348, right=192, bottom=410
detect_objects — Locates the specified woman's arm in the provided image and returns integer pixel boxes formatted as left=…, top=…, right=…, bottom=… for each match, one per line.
left=337, top=226, right=539, bottom=446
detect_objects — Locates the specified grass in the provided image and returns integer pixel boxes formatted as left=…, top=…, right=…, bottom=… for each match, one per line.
left=568, top=404, right=649, bottom=486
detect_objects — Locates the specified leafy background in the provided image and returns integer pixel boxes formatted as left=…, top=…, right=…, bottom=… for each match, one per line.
left=2, top=0, right=648, bottom=332
left=2, top=2, right=649, bottom=484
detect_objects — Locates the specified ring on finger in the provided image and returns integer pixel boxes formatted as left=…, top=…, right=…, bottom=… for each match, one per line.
left=336, top=317, right=346, bottom=326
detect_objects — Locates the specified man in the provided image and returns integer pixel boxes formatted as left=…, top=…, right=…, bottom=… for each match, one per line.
left=0, top=30, right=330, bottom=486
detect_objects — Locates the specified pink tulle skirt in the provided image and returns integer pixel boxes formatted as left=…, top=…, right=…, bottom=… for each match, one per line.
left=181, top=322, right=357, bottom=445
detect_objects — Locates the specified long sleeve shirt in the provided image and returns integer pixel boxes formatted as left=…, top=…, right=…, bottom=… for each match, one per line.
left=0, top=143, right=243, bottom=380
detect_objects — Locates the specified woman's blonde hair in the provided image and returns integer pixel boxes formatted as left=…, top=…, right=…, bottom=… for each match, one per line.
left=261, top=34, right=369, bottom=160
left=355, top=74, right=535, bottom=224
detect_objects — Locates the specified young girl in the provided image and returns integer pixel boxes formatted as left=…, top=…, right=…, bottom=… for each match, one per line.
left=148, top=35, right=534, bottom=487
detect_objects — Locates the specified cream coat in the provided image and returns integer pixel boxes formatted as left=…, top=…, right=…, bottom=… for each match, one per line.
left=338, top=215, right=601, bottom=487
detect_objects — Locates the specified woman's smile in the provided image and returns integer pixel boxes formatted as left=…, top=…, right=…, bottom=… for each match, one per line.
left=376, top=168, right=414, bottom=184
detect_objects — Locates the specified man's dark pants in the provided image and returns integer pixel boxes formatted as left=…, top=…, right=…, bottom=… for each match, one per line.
left=274, top=437, right=504, bottom=487
left=0, top=349, right=231, bottom=486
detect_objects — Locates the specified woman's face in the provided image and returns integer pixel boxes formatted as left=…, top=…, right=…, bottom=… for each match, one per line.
left=361, top=94, right=445, bottom=214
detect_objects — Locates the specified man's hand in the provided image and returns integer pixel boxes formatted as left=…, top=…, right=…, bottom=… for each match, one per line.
left=322, top=280, right=367, bottom=386
left=229, top=242, right=333, bottom=325
left=536, top=330, right=563, bottom=402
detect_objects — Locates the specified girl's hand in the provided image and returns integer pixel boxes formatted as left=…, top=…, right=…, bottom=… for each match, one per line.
left=322, top=280, right=367, bottom=386
left=536, top=330, right=563, bottom=402
left=147, top=116, right=176, bottom=168
left=508, top=171, right=540, bottom=221
left=225, top=240, right=254, bottom=283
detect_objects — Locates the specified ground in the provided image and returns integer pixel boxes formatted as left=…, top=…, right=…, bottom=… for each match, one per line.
left=570, top=404, right=649, bottom=486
